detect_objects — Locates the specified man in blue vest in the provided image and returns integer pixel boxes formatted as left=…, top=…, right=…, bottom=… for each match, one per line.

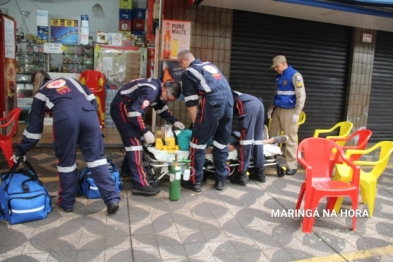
left=267, top=55, right=306, bottom=176
left=178, top=50, right=233, bottom=191
left=13, top=71, right=121, bottom=214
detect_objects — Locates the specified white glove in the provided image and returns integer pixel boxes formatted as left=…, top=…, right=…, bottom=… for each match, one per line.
left=10, top=155, right=26, bottom=163
left=143, top=131, right=155, bottom=144
left=267, top=109, right=273, bottom=119
left=292, top=114, right=299, bottom=124
left=173, top=121, right=185, bottom=130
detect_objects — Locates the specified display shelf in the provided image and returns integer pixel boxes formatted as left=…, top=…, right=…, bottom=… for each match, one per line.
left=16, top=42, right=48, bottom=74
left=49, top=44, right=94, bottom=73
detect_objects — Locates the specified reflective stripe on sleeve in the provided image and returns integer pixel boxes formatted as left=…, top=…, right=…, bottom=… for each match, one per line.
left=186, top=68, right=212, bottom=93
left=156, top=105, right=168, bottom=114
left=87, top=158, right=108, bottom=168
left=57, top=163, right=77, bottom=173
left=35, top=93, right=54, bottom=109
left=23, top=129, right=42, bottom=140
left=184, top=94, right=199, bottom=102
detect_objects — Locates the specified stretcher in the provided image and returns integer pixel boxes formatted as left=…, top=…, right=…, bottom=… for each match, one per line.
left=142, top=142, right=286, bottom=184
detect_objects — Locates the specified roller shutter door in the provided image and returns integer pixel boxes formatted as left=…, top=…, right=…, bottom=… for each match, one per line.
left=230, top=11, right=352, bottom=140
left=368, top=31, right=393, bottom=142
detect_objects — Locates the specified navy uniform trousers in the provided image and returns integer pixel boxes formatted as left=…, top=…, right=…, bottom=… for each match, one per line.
left=190, top=89, right=233, bottom=184
left=235, top=96, right=265, bottom=173
left=55, top=105, right=120, bottom=210
left=110, top=104, right=150, bottom=188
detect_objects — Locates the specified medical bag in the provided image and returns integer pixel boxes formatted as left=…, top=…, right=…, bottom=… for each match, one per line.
left=0, top=159, right=52, bottom=225
left=78, top=160, right=122, bottom=199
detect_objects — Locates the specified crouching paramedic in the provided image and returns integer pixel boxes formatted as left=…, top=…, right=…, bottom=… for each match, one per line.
left=178, top=50, right=233, bottom=192
left=229, top=91, right=266, bottom=186
left=13, top=71, right=120, bottom=214
left=110, top=78, right=184, bottom=196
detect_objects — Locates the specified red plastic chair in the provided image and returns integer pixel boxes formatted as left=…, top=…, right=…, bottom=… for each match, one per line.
left=79, top=70, right=106, bottom=127
left=295, top=138, right=360, bottom=233
left=328, top=129, right=373, bottom=171
left=0, top=108, right=22, bottom=168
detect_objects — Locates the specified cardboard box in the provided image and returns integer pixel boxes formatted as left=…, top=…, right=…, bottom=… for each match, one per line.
left=119, top=20, right=132, bottom=31
left=119, top=0, right=132, bottom=9
left=120, top=31, right=134, bottom=46
left=96, top=31, right=108, bottom=44
left=119, top=9, right=132, bottom=20
left=133, top=8, right=146, bottom=19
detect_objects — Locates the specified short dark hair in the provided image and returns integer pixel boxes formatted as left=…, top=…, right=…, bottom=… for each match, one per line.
left=163, top=81, right=181, bottom=99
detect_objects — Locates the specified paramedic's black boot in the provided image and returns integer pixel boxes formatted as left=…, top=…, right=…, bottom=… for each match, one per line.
left=107, top=201, right=119, bottom=214
left=132, top=185, right=161, bottom=196
left=252, top=168, right=266, bottom=183
left=181, top=180, right=202, bottom=192
left=230, top=172, right=248, bottom=186
left=215, top=180, right=225, bottom=190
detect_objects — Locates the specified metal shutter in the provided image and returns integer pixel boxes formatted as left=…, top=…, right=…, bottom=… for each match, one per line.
left=230, top=10, right=352, bottom=140
left=368, top=31, right=393, bottom=142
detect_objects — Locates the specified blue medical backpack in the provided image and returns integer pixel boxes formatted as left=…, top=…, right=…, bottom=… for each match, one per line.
left=0, top=159, right=52, bottom=225
left=78, top=160, right=122, bottom=199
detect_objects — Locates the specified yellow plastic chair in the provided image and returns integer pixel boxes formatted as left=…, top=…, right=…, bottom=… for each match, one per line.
left=333, top=141, right=393, bottom=217
left=313, top=121, right=353, bottom=147
left=268, top=111, right=306, bottom=145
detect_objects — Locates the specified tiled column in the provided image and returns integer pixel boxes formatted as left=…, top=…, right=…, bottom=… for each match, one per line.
left=346, top=28, right=376, bottom=132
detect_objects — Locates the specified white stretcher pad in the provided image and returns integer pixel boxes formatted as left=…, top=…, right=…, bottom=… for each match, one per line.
left=145, top=144, right=282, bottom=163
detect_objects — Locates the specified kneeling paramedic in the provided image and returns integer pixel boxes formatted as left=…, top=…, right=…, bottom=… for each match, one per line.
left=110, top=78, right=184, bottom=196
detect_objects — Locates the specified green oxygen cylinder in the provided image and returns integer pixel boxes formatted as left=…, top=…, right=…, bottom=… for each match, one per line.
left=169, top=162, right=182, bottom=201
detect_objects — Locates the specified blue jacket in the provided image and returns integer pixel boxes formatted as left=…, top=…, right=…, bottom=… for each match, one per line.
left=182, top=59, right=232, bottom=107
left=273, top=66, right=297, bottom=109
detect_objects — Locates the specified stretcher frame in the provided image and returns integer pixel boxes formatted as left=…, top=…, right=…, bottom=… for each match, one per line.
left=142, top=144, right=286, bottom=184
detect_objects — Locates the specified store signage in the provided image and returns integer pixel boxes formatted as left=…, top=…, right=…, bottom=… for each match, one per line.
left=362, top=33, right=372, bottom=43
left=161, top=19, right=191, bottom=60
left=43, top=43, right=65, bottom=54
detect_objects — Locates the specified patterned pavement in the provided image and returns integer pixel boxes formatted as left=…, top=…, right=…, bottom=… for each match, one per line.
left=0, top=150, right=393, bottom=262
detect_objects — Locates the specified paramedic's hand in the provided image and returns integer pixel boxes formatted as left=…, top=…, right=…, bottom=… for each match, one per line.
left=291, top=114, right=299, bottom=124
left=10, top=154, right=26, bottom=163
left=143, top=131, right=155, bottom=144
left=267, top=108, right=273, bottom=119
left=173, top=121, right=185, bottom=130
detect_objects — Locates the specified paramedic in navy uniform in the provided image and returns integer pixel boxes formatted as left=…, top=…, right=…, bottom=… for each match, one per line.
left=177, top=50, right=233, bottom=191
left=13, top=70, right=120, bottom=214
left=110, top=78, right=184, bottom=196
left=229, top=91, right=266, bottom=186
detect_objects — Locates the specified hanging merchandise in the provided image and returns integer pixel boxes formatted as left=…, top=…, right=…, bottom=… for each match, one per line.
left=80, top=15, right=89, bottom=45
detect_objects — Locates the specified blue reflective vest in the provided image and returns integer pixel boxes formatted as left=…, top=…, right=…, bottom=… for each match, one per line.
left=273, top=66, right=297, bottom=109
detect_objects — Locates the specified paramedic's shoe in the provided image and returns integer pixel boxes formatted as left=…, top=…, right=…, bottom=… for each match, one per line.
left=120, top=171, right=130, bottom=178
left=58, top=204, right=73, bottom=213
left=274, top=135, right=288, bottom=144
left=132, top=185, right=161, bottom=196
left=215, top=180, right=225, bottom=190
left=251, top=168, right=266, bottom=183
left=229, top=172, right=248, bottom=186
left=286, top=169, right=297, bottom=176
left=181, top=180, right=202, bottom=192
left=107, top=201, right=119, bottom=214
